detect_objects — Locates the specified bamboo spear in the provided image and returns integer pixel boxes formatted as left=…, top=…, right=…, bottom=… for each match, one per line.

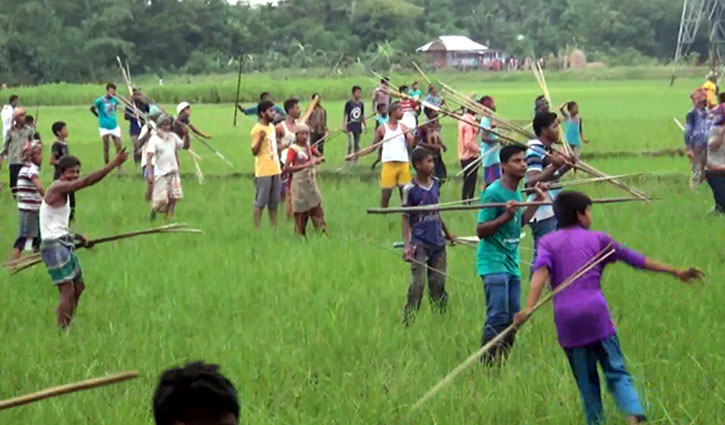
left=520, top=173, right=649, bottom=193
left=0, top=371, right=138, bottom=411
left=190, top=132, right=235, bottom=168
left=4, top=224, right=202, bottom=274
left=367, top=197, right=651, bottom=215
left=673, top=117, right=685, bottom=131
left=412, top=61, right=432, bottom=85
left=409, top=244, right=616, bottom=412
left=345, top=116, right=441, bottom=161
left=233, top=54, right=243, bottom=127
left=116, top=56, right=143, bottom=127
left=368, top=240, right=470, bottom=286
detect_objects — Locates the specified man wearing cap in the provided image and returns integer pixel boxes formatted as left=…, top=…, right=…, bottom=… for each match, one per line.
left=90, top=83, right=124, bottom=174
left=173, top=101, right=211, bottom=149
left=124, top=88, right=150, bottom=164
left=1, top=107, right=33, bottom=197
left=146, top=114, right=187, bottom=220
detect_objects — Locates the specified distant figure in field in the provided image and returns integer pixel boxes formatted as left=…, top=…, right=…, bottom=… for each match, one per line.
left=153, top=361, right=240, bottom=425
left=284, top=123, right=327, bottom=236
left=401, top=147, right=456, bottom=325
left=534, top=95, right=549, bottom=113
left=1, top=108, right=33, bottom=198
left=372, top=77, right=390, bottom=114
left=90, top=83, right=123, bottom=174
left=416, top=106, right=447, bottom=184
left=250, top=100, right=282, bottom=229
left=238, top=92, right=286, bottom=121
left=307, top=93, right=329, bottom=154
left=398, top=85, right=419, bottom=131
left=124, top=87, right=150, bottom=164
left=1, top=94, right=18, bottom=142
left=559, top=101, right=589, bottom=156
left=12, top=141, right=44, bottom=260
left=701, top=71, right=719, bottom=109
left=478, top=96, right=501, bottom=188
left=146, top=115, right=187, bottom=220
left=173, top=101, right=211, bottom=150
left=40, top=150, right=129, bottom=328
left=684, top=89, right=710, bottom=190
left=409, top=80, right=423, bottom=100
left=424, top=84, right=444, bottom=107
left=24, top=114, right=41, bottom=141
left=343, top=85, right=366, bottom=164
left=457, top=106, right=480, bottom=202
left=514, top=191, right=702, bottom=425
left=349, top=102, right=416, bottom=208
left=49, top=121, right=76, bottom=220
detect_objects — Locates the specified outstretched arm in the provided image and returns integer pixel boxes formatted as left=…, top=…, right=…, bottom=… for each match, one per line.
left=189, top=123, right=210, bottom=139
left=642, top=258, right=703, bottom=282
left=49, top=149, right=128, bottom=198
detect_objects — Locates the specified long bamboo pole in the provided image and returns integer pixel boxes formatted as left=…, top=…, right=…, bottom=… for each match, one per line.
left=233, top=54, right=243, bottom=127
left=0, top=371, right=139, bottom=411
left=409, top=245, right=616, bottom=412
left=367, top=197, right=651, bottom=215
left=412, top=61, right=432, bottom=85
left=369, top=240, right=471, bottom=286
left=520, top=173, right=649, bottom=193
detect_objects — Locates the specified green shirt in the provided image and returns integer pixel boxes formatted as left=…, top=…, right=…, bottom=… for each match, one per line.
left=476, top=180, right=522, bottom=277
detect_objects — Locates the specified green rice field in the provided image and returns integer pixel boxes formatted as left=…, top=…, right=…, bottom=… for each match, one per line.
left=0, top=75, right=723, bottom=424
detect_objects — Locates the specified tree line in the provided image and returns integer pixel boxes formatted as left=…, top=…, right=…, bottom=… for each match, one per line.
left=0, top=0, right=700, bottom=85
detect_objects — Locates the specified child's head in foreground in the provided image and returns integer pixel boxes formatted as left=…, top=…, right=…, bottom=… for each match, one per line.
left=554, top=191, right=592, bottom=229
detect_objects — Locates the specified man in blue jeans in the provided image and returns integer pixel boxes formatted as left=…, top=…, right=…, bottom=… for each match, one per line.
left=476, top=145, right=547, bottom=364
left=525, top=112, right=571, bottom=267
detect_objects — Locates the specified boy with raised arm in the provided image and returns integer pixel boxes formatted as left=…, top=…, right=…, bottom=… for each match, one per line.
left=476, top=145, right=546, bottom=364
left=40, top=149, right=129, bottom=329
left=514, top=191, right=702, bottom=425
left=402, top=148, right=455, bottom=325
left=559, top=101, right=588, bottom=157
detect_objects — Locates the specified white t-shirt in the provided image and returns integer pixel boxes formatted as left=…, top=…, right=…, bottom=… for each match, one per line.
left=146, top=131, right=183, bottom=176
left=139, top=126, right=156, bottom=169
left=381, top=122, right=409, bottom=163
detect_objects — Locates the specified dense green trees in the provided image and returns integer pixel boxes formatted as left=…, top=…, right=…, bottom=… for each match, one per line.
left=0, top=0, right=697, bottom=84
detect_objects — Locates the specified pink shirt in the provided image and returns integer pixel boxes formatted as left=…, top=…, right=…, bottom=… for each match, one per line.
left=457, top=113, right=480, bottom=160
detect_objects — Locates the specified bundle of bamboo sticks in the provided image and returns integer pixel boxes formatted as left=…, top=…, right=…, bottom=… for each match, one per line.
left=4, top=224, right=202, bottom=275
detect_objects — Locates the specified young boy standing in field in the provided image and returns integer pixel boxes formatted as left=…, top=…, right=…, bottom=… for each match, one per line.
left=40, top=150, right=128, bottom=328
left=514, top=191, right=702, bottom=425
left=402, top=148, right=456, bottom=325
left=90, top=83, right=123, bottom=174
left=351, top=102, right=416, bottom=207
left=49, top=121, right=76, bottom=220
left=476, top=145, right=546, bottom=364
left=1, top=108, right=33, bottom=198
left=153, top=361, right=240, bottom=425
left=12, top=141, right=44, bottom=259
left=146, top=115, right=187, bottom=220
left=457, top=107, right=480, bottom=202
left=251, top=101, right=282, bottom=229
left=559, top=101, right=588, bottom=156
left=308, top=93, right=328, bottom=154
left=343, top=86, right=366, bottom=163
left=284, top=123, right=327, bottom=236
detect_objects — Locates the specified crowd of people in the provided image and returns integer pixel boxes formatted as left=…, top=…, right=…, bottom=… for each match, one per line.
left=0, top=74, right=709, bottom=425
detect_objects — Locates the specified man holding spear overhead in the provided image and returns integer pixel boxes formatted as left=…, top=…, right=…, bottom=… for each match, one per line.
left=476, top=144, right=548, bottom=364
left=350, top=102, right=416, bottom=208
left=40, top=149, right=128, bottom=329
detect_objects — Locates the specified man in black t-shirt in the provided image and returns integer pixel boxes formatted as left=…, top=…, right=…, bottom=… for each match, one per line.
left=49, top=121, right=75, bottom=220
left=342, top=85, right=365, bottom=163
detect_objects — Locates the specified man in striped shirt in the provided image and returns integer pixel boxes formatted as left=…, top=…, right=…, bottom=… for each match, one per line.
left=12, top=141, right=44, bottom=259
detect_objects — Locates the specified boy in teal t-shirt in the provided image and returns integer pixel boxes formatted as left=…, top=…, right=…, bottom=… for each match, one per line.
left=559, top=101, right=588, bottom=156
left=90, top=83, right=123, bottom=174
left=475, top=144, right=546, bottom=364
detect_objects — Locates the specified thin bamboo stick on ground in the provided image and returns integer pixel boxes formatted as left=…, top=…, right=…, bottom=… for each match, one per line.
left=409, top=245, right=616, bottom=412
left=0, top=371, right=138, bottom=411
left=367, top=197, right=651, bottom=215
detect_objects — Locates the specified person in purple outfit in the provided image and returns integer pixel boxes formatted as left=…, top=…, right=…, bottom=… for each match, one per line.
left=514, top=191, right=702, bottom=425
